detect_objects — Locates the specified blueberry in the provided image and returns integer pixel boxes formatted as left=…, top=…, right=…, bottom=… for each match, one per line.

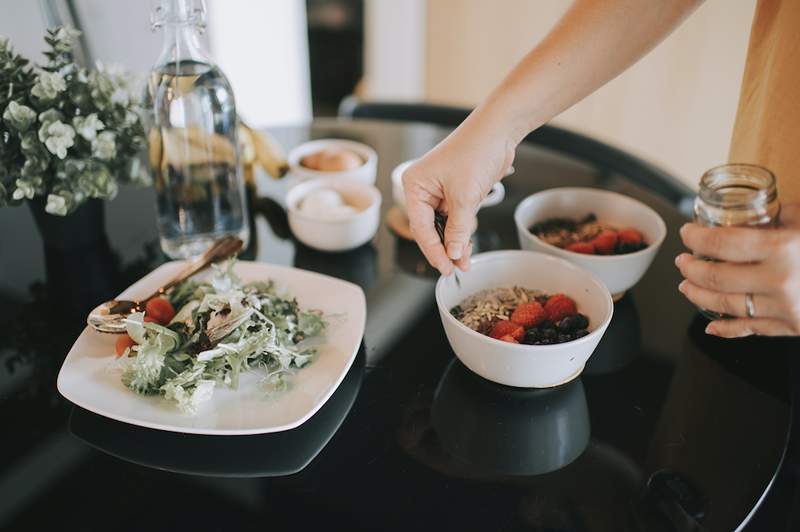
left=575, top=329, right=589, bottom=338
left=557, top=334, right=572, bottom=344
left=542, top=326, right=557, bottom=339
left=523, top=330, right=540, bottom=345
left=574, top=314, right=589, bottom=330
left=558, top=316, right=578, bottom=333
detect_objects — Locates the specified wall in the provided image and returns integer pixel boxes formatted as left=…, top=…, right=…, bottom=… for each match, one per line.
left=0, top=0, right=312, bottom=127
left=207, top=0, right=312, bottom=126
left=363, top=0, right=426, bottom=101
left=424, top=0, right=757, bottom=187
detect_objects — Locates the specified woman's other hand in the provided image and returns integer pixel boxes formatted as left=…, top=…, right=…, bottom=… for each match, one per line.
left=676, top=204, right=800, bottom=337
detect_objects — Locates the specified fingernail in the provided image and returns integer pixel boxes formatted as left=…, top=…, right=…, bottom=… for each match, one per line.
left=447, top=243, right=462, bottom=260
left=705, top=323, right=716, bottom=335
left=678, top=280, right=687, bottom=293
left=680, top=224, right=689, bottom=235
left=674, top=255, right=682, bottom=267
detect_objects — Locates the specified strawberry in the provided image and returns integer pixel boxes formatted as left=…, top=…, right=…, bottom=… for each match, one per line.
left=566, top=241, right=596, bottom=255
left=618, top=228, right=644, bottom=247
left=499, top=335, right=519, bottom=344
left=544, top=294, right=578, bottom=323
left=510, top=301, right=546, bottom=328
left=489, top=320, right=525, bottom=342
left=591, top=230, right=618, bottom=255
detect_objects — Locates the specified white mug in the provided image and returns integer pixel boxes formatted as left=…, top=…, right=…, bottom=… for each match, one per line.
left=391, top=159, right=506, bottom=216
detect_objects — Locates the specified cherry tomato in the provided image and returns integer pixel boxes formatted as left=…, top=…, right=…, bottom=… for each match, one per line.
left=145, top=297, right=175, bottom=325
left=115, top=334, right=136, bottom=358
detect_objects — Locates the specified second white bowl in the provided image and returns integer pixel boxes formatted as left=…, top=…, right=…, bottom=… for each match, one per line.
left=436, top=250, right=613, bottom=388
left=514, top=187, right=667, bottom=297
left=286, top=177, right=381, bottom=252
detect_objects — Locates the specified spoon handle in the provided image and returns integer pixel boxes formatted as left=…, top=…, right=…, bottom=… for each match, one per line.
left=433, top=212, right=462, bottom=288
left=141, top=236, right=244, bottom=304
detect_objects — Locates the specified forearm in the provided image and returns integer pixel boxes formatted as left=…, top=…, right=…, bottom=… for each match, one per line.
left=474, top=0, right=703, bottom=145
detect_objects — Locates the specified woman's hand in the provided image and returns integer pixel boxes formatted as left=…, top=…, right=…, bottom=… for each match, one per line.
left=676, top=205, right=800, bottom=337
left=402, top=110, right=517, bottom=275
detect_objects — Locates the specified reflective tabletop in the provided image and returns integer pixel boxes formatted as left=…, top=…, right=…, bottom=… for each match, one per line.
left=0, top=119, right=796, bottom=532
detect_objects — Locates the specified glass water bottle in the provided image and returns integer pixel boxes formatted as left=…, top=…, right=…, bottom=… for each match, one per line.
left=147, top=0, right=249, bottom=259
left=693, top=163, right=780, bottom=319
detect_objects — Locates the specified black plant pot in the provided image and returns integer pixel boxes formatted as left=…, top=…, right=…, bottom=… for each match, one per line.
left=28, top=196, right=106, bottom=249
left=28, top=197, right=117, bottom=318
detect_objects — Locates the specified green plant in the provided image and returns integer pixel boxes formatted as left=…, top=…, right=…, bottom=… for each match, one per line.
left=0, top=27, right=147, bottom=215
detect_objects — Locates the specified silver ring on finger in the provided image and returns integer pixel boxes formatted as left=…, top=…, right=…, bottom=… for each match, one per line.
left=745, top=292, right=756, bottom=319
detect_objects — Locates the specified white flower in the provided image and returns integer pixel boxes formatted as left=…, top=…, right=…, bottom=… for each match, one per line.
left=54, top=27, right=80, bottom=43
left=45, top=193, right=68, bottom=215
left=12, top=179, right=36, bottom=200
left=2, top=101, right=36, bottom=131
left=124, top=110, right=139, bottom=126
left=31, top=71, right=67, bottom=101
left=38, top=109, right=64, bottom=124
left=72, top=113, right=105, bottom=141
left=111, top=88, right=129, bottom=106
left=38, top=120, right=76, bottom=159
left=92, top=131, right=116, bottom=160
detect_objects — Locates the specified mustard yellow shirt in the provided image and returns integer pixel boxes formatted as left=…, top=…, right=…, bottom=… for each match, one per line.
left=730, top=0, right=800, bottom=203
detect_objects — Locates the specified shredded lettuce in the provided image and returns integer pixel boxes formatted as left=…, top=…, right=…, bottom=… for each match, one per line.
left=119, top=258, right=327, bottom=413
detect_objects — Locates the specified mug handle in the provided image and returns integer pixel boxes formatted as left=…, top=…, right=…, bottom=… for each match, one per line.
left=479, top=182, right=506, bottom=208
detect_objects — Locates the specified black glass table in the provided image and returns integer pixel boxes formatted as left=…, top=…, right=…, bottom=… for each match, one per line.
left=0, top=119, right=796, bottom=532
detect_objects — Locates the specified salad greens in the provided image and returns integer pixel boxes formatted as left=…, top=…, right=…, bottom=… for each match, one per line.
left=119, top=259, right=326, bottom=413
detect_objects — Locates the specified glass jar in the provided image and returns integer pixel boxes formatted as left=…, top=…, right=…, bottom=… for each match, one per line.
left=146, top=0, right=249, bottom=259
left=694, top=164, right=779, bottom=228
left=693, top=163, right=779, bottom=319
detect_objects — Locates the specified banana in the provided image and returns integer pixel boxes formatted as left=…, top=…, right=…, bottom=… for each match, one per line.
left=246, top=125, right=289, bottom=179
left=146, top=122, right=288, bottom=184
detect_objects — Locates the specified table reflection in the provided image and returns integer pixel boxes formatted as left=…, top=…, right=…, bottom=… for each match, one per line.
left=399, top=358, right=590, bottom=477
left=294, top=242, right=379, bottom=294
left=68, top=348, right=365, bottom=477
left=585, top=293, right=642, bottom=375
left=432, top=359, right=590, bottom=476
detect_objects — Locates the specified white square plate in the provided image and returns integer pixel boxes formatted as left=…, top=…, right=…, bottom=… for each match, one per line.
left=57, top=261, right=366, bottom=435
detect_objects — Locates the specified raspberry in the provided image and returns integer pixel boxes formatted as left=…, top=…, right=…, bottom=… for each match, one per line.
left=499, top=334, right=519, bottom=344
left=544, top=294, right=578, bottom=323
left=591, top=230, right=618, bottom=255
left=566, top=241, right=596, bottom=254
left=618, top=228, right=644, bottom=247
left=510, top=301, right=546, bottom=328
left=489, top=320, right=525, bottom=341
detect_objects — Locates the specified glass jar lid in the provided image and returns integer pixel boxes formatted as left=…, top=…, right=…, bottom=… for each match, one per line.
left=698, top=163, right=776, bottom=211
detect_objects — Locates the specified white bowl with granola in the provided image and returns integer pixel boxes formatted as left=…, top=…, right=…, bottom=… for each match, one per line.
left=435, top=250, right=613, bottom=388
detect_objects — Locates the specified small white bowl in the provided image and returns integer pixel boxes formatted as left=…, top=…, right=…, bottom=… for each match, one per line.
left=436, top=250, right=613, bottom=388
left=514, top=187, right=667, bottom=298
left=288, top=139, right=378, bottom=185
left=286, top=177, right=382, bottom=252
left=391, top=159, right=506, bottom=215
